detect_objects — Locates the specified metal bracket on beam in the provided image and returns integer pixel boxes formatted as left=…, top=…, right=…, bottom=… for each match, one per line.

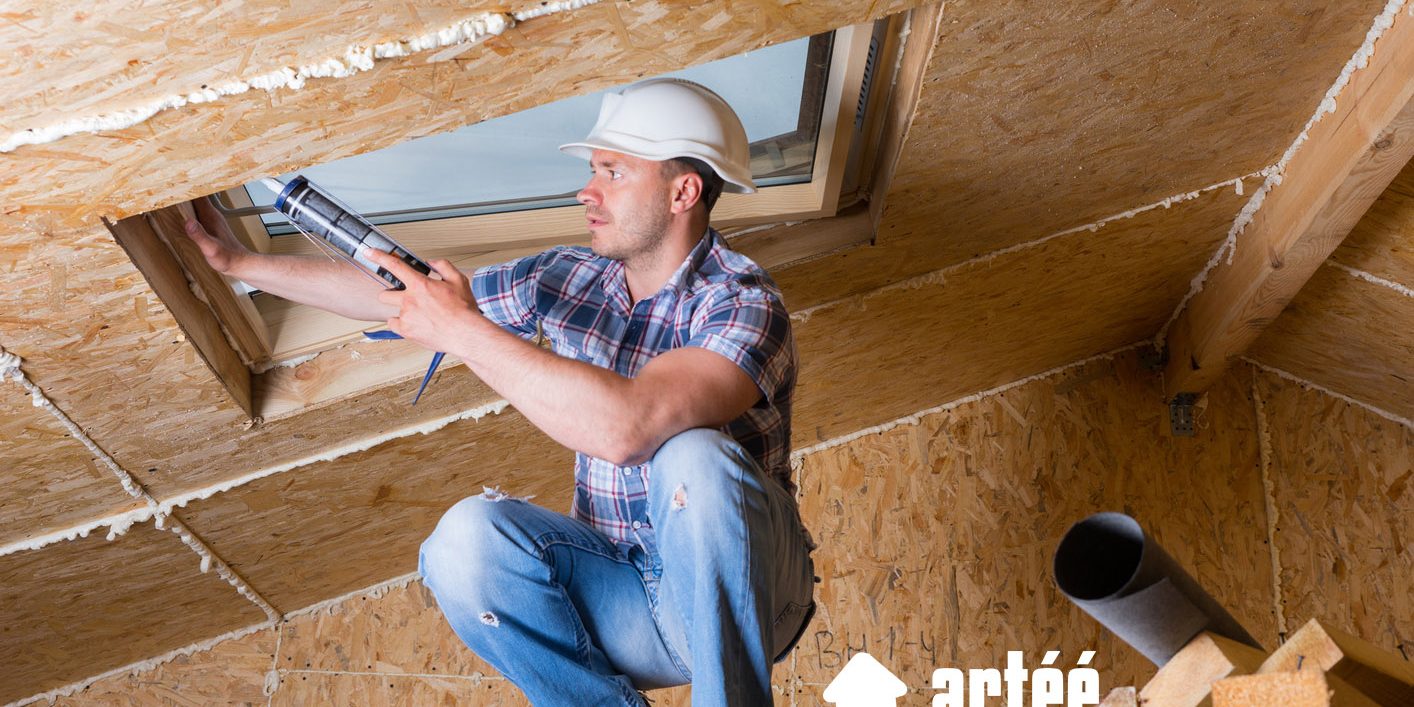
left=1169, top=393, right=1198, bottom=437
left=1138, top=344, right=1167, bottom=372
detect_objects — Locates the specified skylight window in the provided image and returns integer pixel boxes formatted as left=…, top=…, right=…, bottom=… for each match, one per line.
left=237, top=35, right=830, bottom=235
left=148, top=18, right=906, bottom=419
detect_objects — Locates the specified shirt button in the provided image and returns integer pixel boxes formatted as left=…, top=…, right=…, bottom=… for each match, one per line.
left=631, top=521, right=642, bottom=529
left=623, top=468, right=633, bottom=476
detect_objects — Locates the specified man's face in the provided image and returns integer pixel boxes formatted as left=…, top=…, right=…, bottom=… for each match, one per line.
left=576, top=150, right=675, bottom=262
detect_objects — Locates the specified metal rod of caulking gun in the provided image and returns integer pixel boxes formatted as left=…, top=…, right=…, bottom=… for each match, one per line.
left=262, top=177, right=445, bottom=405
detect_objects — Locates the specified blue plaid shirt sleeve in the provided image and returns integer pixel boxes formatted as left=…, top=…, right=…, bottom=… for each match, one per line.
left=685, top=284, right=794, bottom=403
left=471, top=251, right=552, bottom=339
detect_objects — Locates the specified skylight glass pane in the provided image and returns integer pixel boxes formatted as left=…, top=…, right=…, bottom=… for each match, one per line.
left=245, top=34, right=827, bottom=234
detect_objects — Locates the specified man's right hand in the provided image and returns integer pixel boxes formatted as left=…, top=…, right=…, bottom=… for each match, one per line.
left=184, top=196, right=249, bottom=275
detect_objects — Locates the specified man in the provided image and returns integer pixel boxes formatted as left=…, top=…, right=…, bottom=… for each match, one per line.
left=185, top=78, right=816, bottom=706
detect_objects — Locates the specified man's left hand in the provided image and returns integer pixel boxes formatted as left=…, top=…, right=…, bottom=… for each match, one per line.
left=365, top=249, right=485, bottom=355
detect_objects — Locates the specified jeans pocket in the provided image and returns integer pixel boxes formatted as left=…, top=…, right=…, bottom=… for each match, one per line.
left=770, top=600, right=817, bottom=664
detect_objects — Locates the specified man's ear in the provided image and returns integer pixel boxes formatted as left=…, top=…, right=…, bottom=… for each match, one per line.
left=669, top=171, right=704, bottom=215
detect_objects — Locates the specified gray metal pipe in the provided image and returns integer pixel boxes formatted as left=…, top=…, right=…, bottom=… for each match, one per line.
left=1052, top=512, right=1261, bottom=665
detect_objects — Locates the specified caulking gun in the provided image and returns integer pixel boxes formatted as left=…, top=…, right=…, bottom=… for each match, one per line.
left=262, top=175, right=445, bottom=405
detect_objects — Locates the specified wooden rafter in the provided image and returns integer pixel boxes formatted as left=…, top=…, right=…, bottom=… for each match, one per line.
left=1162, top=6, right=1414, bottom=401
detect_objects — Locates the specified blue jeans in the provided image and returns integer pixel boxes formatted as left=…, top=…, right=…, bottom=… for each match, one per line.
left=419, top=428, right=817, bottom=706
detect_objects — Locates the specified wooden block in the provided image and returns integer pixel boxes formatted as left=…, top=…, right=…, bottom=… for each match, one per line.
left=1099, top=686, right=1137, bottom=706
left=1212, top=672, right=1330, bottom=707
left=1259, top=619, right=1414, bottom=706
left=1138, top=632, right=1268, bottom=707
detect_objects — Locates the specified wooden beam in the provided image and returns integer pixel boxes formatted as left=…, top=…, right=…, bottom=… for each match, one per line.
left=1163, top=6, right=1414, bottom=400
left=1137, top=632, right=1268, bottom=707
left=104, top=215, right=255, bottom=418
left=147, top=200, right=273, bottom=368
left=1259, top=618, right=1414, bottom=706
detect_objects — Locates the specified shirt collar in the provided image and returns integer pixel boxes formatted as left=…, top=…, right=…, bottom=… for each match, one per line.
left=601, top=229, right=718, bottom=313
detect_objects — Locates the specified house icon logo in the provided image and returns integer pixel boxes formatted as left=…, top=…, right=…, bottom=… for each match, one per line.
left=823, top=652, right=908, bottom=706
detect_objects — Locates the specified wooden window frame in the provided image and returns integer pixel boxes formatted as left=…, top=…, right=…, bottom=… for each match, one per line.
left=117, top=17, right=913, bottom=421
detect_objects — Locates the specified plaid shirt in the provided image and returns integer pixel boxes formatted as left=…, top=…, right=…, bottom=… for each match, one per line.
left=471, top=229, right=796, bottom=546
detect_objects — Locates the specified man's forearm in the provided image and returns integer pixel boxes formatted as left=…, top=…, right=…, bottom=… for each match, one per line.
left=448, top=310, right=652, bottom=465
left=230, top=251, right=398, bottom=322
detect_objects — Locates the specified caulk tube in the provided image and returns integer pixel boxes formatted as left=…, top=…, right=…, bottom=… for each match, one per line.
left=1052, top=512, right=1260, bottom=665
left=268, top=175, right=432, bottom=289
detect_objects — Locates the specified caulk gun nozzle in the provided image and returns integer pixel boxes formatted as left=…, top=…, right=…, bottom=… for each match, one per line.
left=260, top=178, right=285, bottom=195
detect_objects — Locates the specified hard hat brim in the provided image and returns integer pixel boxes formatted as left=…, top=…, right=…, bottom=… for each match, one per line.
left=559, top=140, right=757, bottom=195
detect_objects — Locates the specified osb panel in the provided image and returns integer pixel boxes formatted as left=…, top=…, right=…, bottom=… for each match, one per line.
left=1331, top=157, right=1414, bottom=287
left=270, top=673, right=525, bottom=707
left=0, top=522, right=268, bottom=705
left=791, top=181, right=1246, bottom=445
left=0, top=0, right=923, bottom=512
left=278, top=581, right=488, bottom=676
left=1, top=0, right=921, bottom=228
left=791, top=351, right=1275, bottom=694
left=53, top=627, right=277, bottom=707
left=176, top=407, right=573, bottom=612
left=1257, top=368, right=1413, bottom=655
left=0, top=379, right=143, bottom=547
left=2, top=2, right=545, bottom=133
left=1249, top=265, right=1414, bottom=422
left=275, top=578, right=762, bottom=704
left=773, top=0, right=1390, bottom=311
left=0, top=225, right=533, bottom=507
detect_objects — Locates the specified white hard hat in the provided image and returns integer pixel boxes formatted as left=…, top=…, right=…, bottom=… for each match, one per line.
left=560, top=78, right=756, bottom=194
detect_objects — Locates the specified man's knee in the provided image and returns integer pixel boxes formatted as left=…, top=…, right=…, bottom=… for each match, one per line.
left=420, top=490, right=530, bottom=584
left=649, top=428, right=755, bottom=510
left=651, top=428, right=742, bottom=468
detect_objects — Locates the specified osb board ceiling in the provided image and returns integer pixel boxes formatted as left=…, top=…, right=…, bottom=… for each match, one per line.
left=0, top=522, right=268, bottom=705
left=0, top=0, right=921, bottom=548
left=1330, top=158, right=1414, bottom=286
left=1, top=1, right=544, bottom=133
left=51, top=629, right=276, bottom=707
left=1248, top=265, right=1414, bottom=422
left=1, top=0, right=1410, bottom=700
left=771, top=0, right=1391, bottom=311
left=0, top=380, right=142, bottom=546
left=0, top=0, right=922, bottom=228
left=792, top=183, right=1247, bottom=444
left=174, top=407, right=573, bottom=612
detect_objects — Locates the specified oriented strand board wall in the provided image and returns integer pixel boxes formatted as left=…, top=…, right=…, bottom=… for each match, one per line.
left=54, top=351, right=1413, bottom=705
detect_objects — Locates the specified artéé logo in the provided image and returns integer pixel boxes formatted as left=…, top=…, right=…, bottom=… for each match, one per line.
left=823, top=650, right=1100, bottom=707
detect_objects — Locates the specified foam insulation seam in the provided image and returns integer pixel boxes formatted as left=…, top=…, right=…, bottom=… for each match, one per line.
left=1155, top=0, right=1413, bottom=346
left=1327, top=260, right=1414, bottom=297
left=1243, top=357, right=1414, bottom=429
left=0, top=344, right=280, bottom=623
left=1250, top=368, right=1289, bottom=640
left=789, top=342, right=1147, bottom=466
left=0, top=620, right=276, bottom=707
left=790, top=170, right=1268, bottom=324
left=0, top=1, right=605, bottom=153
